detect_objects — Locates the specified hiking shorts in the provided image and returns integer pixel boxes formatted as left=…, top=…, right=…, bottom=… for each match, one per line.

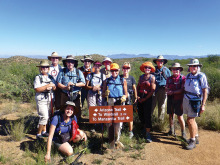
left=167, top=98, right=183, bottom=116
left=183, top=97, right=199, bottom=118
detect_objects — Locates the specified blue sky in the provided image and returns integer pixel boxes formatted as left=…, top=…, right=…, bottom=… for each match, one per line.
left=0, top=0, right=220, bottom=57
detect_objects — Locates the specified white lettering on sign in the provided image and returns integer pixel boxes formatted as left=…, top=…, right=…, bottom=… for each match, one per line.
left=100, top=108, right=113, bottom=112
left=104, top=113, right=118, bottom=116
left=98, top=113, right=102, bottom=116
left=98, top=117, right=116, bottom=121
left=117, top=117, right=125, bottom=120
left=114, top=108, right=121, bottom=112
left=93, top=117, right=97, bottom=121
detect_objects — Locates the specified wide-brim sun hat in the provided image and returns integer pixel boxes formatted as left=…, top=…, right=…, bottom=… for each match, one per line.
left=169, top=63, right=183, bottom=71
left=93, top=61, right=102, bottom=66
left=153, top=55, right=168, bottom=64
left=62, top=55, right=78, bottom=63
left=62, top=101, right=79, bottom=116
left=48, top=52, right=62, bottom=60
left=36, top=60, right=50, bottom=67
left=122, top=62, right=131, bottom=69
left=140, top=61, right=155, bottom=73
left=80, top=55, right=94, bottom=63
left=110, top=63, right=120, bottom=70
left=187, top=58, right=203, bottom=67
left=102, top=57, right=113, bottom=65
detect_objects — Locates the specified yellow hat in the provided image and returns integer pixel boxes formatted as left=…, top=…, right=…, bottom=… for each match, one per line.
left=110, top=63, right=120, bottom=70
left=140, top=61, right=155, bottom=73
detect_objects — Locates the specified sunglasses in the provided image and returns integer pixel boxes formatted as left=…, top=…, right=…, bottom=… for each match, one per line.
left=51, top=57, right=59, bottom=59
left=41, top=66, right=49, bottom=69
left=111, top=70, right=119, bottom=72
left=66, top=60, right=75, bottom=63
left=84, top=60, right=91, bottom=63
left=189, top=65, right=198, bottom=68
left=172, top=68, right=180, bottom=71
left=157, top=60, right=164, bottom=62
left=144, top=66, right=151, bottom=69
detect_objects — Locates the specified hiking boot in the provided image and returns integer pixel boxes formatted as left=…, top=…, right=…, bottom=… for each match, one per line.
left=167, top=130, right=176, bottom=136
left=186, top=139, right=196, bottom=150
left=145, top=132, right=152, bottom=143
left=42, top=132, right=49, bottom=137
left=129, top=131, right=134, bottom=139
left=195, top=136, right=199, bottom=144
left=36, top=134, right=44, bottom=140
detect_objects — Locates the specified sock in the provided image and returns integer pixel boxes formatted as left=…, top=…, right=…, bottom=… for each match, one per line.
left=195, top=134, right=199, bottom=137
left=191, top=138, right=195, bottom=141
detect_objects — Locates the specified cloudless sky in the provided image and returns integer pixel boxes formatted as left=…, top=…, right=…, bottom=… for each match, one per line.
left=0, top=0, right=220, bottom=57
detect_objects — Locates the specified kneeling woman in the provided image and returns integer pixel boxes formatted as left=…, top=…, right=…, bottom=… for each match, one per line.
left=45, top=101, right=87, bottom=162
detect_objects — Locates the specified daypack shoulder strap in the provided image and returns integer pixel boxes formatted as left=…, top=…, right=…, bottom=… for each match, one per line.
left=162, top=66, right=168, bottom=80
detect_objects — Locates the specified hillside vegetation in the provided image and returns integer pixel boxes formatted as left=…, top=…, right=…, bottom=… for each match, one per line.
left=0, top=55, right=219, bottom=102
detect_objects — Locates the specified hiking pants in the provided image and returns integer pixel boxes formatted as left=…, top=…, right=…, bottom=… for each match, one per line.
left=36, top=100, right=51, bottom=125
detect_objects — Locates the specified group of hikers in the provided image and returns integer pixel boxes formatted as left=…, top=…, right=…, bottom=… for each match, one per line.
left=33, top=52, right=208, bottom=162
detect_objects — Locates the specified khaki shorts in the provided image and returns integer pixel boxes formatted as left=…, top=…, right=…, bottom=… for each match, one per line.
left=183, top=97, right=198, bottom=118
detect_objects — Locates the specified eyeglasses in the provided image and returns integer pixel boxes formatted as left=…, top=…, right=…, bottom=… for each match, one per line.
left=41, top=66, right=49, bottom=69
left=172, top=68, right=180, bottom=71
left=51, top=57, right=59, bottom=59
left=189, top=65, right=198, bottom=68
left=84, top=60, right=91, bottom=63
left=66, top=60, right=74, bottom=63
left=144, top=66, right=151, bottom=69
left=111, top=70, right=119, bottom=72
left=123, top=67, right=130, bottom=70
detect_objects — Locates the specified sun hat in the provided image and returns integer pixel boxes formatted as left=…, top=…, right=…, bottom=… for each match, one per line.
left=140, top=61, right=155, bottom=73
left=48, top=52, right=62, bottom=60
left=93, top=61, right=102, bottom=66
left=169, top=63, right=183, bottom=71
left=80, top=55, right=94, bottom=63
left=110, top=63, right=120, bottom=70
left=62, top=55, right=78, bottom=63
left=122, top=62, right=131, bottom=69
left=153, top=55, right=168, bottom=64
left=102, top=57, right=113, bottom=65
left=36, top=60, right=50, bottom=67
left=187, top=58, right=203, bottom=67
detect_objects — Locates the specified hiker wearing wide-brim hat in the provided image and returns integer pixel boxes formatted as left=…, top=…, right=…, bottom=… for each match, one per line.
left=47, top=52, right=62, bottom=61
left=152, top=55, right=171, bottom=121
left=137, top=61, right=156, bottom=143
left=183, top=58, right=208, bottom=150
left=153, top=55, right=168, bottom=65
left=57, top=55, right=85, bottom=121
left=34, top=60, right=57, bottom=140
left=78, top=55, right=94, bottom=109
left=80, top=55, right=94, bottom=63
left=48, top=52, right=63, bottom=110
left=169, top=62, right=183, bottom=72
left=101, top=57, right=113, bottom=79
left=44, top=101, right=87, bottom=163
left=165, top=62, right=186, bottom=139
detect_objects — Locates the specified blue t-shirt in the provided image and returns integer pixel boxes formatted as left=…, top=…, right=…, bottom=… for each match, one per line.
left=154, top=66, right=171, bottom=87
left=57, top=68, right=85, bottom=93
left=51, top=114, right=77, bottom=135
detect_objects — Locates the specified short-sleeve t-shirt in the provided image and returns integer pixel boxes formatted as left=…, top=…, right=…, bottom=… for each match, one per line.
left=86, top=72, right=106, bottom=87
left=184, top=72, right=208, bottom=99
left=51, top=114, right=77, bottom=135
left=124, top=75, right=136, bottom=93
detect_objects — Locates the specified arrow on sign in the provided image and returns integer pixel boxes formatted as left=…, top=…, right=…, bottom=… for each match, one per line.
left=126, top=116, right=130, bottom=120
left=123, top=108, right=127, bottom=111
left=93, top=113, right=97, bottom=116
left=94, top=109, right=98, bottom=112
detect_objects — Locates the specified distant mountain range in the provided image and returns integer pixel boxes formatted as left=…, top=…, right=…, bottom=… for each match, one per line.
left=0, top=54, right=219, bottom=60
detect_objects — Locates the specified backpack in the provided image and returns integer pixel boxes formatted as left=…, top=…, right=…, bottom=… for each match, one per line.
left=106, top=75, right=124, bottom=86
left=154, top=66, right=168, bottom=80
left=39, top=74, right=54, bottom=84
left=88, top=72, right=104, bottom=87
left=168, top=74, right=183, bottom=89
left=62, top=67, right=81, bottom=82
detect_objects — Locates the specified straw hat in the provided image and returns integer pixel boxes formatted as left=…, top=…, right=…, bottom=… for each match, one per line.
left=80, top=55, right=94, bottom=63
left=187, top=58, right=203, bottom=67
left=110, top=63, right=120, bottom=70
left=153, top=55, right=168, bottom=64
left=140, top=61, right=155, bottom=73
left=47, top=52, right=62, bottom=60
left=36, top=60, right=50, bottom=67
left=102, top=57, right=113, bottom=64
left=169, top=63, right=183, bottom=71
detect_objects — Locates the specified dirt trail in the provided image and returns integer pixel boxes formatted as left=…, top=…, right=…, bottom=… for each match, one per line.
left=1, top=113, right=220, bottom=165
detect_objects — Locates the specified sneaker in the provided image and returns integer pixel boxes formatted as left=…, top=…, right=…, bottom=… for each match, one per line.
left=146, top=132, right=152, bottom=143
left=167, top=130, right=176, bottom=136
left=36, top=134, right=44, bottom=140
left=186, top=139, right=196, bottom=150
left=129, top=131, right=134, bottom=139
left=42, top=132, right=49, bottom=137
left=195, top=136, right=199, bottom=144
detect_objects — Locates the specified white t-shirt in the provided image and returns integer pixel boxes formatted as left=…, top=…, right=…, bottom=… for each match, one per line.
left=49, top=65, right=60, bottom=81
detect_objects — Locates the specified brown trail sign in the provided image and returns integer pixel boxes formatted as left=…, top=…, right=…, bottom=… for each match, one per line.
left=89, top=105, right=133, bottom=123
